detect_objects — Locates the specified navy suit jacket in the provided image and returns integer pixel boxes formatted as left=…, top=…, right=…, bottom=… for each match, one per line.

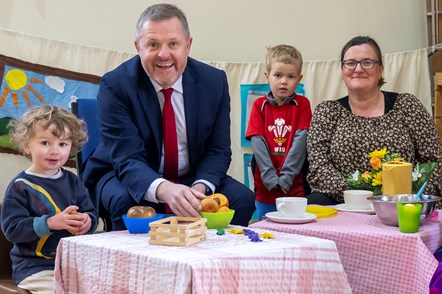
left=82, top=55, right=232, bottom=206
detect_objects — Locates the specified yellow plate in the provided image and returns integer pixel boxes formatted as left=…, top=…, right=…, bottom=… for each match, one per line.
left=306, top=205, right=338, bottom=218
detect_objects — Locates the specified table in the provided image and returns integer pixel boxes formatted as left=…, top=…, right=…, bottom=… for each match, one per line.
left=251, top=210, right=442, bottom=294
left=54, top=227, right=351, bottom=294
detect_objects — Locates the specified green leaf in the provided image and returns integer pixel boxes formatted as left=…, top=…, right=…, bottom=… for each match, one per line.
left=411, top=162, right=438, bottom=193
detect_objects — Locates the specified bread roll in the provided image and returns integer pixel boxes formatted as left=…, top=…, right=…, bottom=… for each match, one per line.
left=127, top=206, right=156, bottom=218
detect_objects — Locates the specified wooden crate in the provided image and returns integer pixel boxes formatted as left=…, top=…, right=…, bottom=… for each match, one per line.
left=148, top=216, right=207, bottom=247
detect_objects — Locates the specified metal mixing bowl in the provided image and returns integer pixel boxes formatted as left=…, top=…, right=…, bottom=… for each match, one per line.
left=367, top=194, right=440, bottom=227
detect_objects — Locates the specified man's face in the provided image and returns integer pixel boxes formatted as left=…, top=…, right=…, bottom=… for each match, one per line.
left=134, top=17, right=192, bottom=88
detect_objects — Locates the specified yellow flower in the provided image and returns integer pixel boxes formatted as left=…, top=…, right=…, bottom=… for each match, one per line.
left=370, top=157, right=382, bottom=171
left=362, top=171, right=372, bottom=181
left=372, top=171, right=382, bottom=186
left=369, top=148, right=387, bottom=159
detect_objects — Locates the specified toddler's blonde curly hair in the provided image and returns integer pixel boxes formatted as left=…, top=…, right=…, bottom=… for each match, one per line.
left=8, top=105, right=88, bottom=158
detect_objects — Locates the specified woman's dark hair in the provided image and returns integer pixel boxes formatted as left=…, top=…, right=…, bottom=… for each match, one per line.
left=340, top=36, right=385, bottom=87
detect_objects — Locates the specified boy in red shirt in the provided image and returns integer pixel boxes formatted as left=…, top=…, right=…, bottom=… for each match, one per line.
left=245, top=45, right=312, bottom=219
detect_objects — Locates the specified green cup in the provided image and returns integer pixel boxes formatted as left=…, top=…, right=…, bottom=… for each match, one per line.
left=397, top=203, right=422, bottom=233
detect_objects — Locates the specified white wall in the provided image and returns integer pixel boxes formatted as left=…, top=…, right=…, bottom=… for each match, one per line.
left=0, top=0, right=428, bottom=62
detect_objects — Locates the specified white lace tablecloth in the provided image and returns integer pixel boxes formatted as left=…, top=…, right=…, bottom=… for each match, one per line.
left=54, top=227, right=351, bottom=294
left=251, top=210, right=442, bottom=294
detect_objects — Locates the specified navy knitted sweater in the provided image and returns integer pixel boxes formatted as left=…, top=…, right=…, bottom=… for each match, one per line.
left=1, top=168, right=98, bottom=283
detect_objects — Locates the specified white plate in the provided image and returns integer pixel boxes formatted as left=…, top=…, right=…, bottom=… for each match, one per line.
left=265, top=212, right=317, bottom=224
left=334, top=203, right=375, bottom=214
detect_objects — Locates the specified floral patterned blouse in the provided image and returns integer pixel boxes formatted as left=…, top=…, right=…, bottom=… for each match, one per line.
left=307, top=91, right=442, bottom=203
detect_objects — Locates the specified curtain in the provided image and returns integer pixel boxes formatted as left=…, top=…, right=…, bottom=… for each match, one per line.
left=0, top=28, right=432, bottom=184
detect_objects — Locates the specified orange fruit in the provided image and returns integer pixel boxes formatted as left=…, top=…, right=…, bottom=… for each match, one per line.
left=217, top=206, right=230, bottom=213
left=200, top=198, right=219, bottom=213
left=68, top=210, right=79, bottom=235
left=210, top=193, right=229, bottom=207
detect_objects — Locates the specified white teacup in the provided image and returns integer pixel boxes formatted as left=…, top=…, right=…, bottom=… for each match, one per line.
left=276, top=197, right=307, bottom=218
left=343, top=190, right=373, bottom=210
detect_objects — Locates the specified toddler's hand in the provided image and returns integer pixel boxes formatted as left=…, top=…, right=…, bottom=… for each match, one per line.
left=46, top=205, right=83, bottom=233
left=76, top=213, right=92, bottom=235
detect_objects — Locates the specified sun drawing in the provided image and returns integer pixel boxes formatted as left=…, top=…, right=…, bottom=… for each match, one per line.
left=0, top=68, right=46, bottom=108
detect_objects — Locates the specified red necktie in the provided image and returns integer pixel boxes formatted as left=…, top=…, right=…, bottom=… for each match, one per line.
left=161, top=88, right=179, bottom=183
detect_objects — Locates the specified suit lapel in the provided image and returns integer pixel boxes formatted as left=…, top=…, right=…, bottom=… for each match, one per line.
left=137, top=75, right=163, bottom=158
left=182, top=71, right=202, bottom=164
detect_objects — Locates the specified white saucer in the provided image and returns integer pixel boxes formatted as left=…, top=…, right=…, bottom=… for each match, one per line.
left=334, top=203, right=375, bottom=214
left=265, top=212, right=317, bottom=224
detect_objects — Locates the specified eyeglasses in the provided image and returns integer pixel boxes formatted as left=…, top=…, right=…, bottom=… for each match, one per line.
left=341, top=59, right=379, bottom=69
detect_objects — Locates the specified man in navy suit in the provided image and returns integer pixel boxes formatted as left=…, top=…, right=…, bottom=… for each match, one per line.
left=82, top=3, right=255, bottom=230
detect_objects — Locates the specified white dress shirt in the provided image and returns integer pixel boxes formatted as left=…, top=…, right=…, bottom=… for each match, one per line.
left=144, top=77, right=214, bottom=203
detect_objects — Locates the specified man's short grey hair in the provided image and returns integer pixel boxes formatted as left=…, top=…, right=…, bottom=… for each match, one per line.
left=135, top=3, right=190, bottom=40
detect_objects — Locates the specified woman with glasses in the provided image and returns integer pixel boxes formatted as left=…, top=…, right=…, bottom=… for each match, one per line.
left=306, top=35, right=442, bottom=206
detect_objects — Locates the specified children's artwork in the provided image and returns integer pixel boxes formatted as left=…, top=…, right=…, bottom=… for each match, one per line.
left=0, top=55, right=101, bottom=155
left=240, top=83, right=304, bottom=147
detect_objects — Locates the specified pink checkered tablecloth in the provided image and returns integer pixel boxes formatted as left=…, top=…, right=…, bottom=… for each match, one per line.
left=54, top=227, right=351, bottom=294
left=251, top=210, right=442, bottom=294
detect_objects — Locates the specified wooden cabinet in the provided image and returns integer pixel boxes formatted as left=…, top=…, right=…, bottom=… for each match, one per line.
left=427, top=1, right=442, bottom=75
left=427, top=0, right=442, bottom=45
left=434, top=73, right=442, bottom=144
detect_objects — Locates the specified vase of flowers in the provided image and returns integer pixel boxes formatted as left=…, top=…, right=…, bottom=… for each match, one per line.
left=346, top=148, right=437, bottom=195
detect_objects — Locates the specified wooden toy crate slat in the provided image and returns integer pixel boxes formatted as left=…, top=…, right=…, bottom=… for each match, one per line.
left=149, top=216, right=207, bottom=247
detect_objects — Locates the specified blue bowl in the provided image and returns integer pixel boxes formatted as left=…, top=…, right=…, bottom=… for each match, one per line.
left=122, top=214, right=163, bottom=234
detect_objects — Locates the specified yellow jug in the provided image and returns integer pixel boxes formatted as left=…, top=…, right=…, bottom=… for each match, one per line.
left=381, top=158, right=412, bottom=195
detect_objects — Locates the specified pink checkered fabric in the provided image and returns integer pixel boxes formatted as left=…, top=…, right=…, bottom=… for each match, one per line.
left=54, top=228, right=351, bottom=293
left=251, top=210, right=442, bottom=294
